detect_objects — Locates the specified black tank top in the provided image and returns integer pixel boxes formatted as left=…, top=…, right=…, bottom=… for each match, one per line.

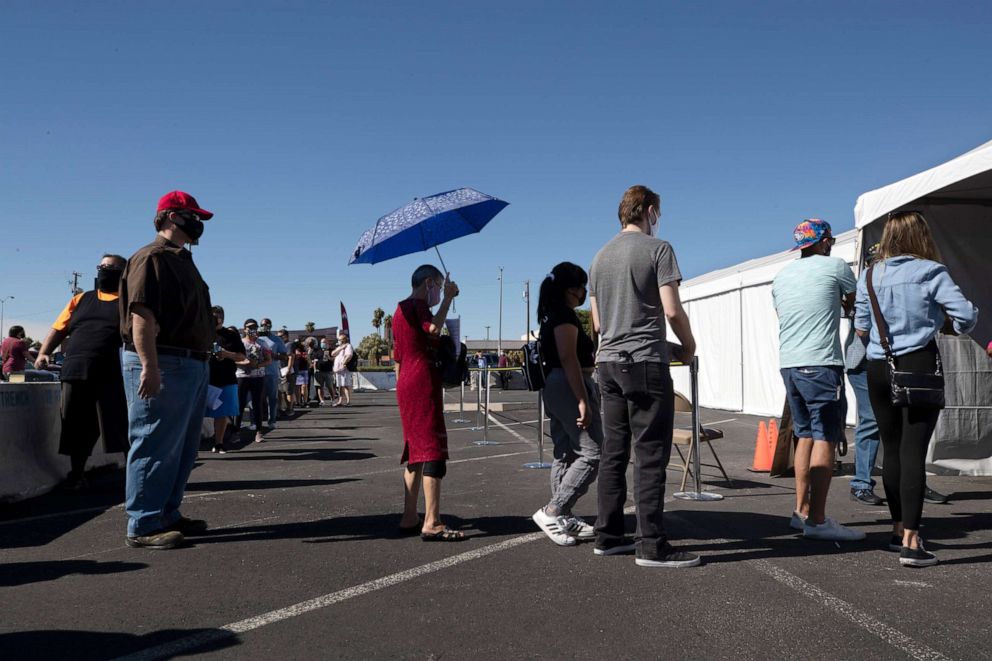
left=61, top=291, right=122, bottom=381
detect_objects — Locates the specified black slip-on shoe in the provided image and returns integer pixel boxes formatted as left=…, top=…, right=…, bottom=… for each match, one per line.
left=900, top=543, right=938, bottom=567
left=126, top=530, right=184, bottom=550
left=923, top=486, right=949, bottom=504
left=594, top=537, right=637, bottom=556
left=635, top=543, right=701, bottom=568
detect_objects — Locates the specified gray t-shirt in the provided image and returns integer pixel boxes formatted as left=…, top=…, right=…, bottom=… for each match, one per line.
left=590, top=231, right=682, bottom=364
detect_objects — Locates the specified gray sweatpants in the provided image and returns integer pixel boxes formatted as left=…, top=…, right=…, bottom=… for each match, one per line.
left=542, top=368, right=603, bottom=514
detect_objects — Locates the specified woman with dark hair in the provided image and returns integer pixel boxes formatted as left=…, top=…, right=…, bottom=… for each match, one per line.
left=854, top=211, right=977, bottom=567
left=531, top=261, right=602, bottom=546
left=2, top=325, right=29, bottom=378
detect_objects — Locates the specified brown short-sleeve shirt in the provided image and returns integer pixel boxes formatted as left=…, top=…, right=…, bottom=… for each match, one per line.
left=120, top=236, right=214, bottom=351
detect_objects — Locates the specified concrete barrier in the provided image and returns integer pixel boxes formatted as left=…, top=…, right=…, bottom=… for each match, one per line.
left=353, top=371, right=397, bottom=391
left=0, top=383, right=124, bottom=503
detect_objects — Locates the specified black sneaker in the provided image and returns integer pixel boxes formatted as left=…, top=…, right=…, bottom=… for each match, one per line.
left=923, top=486, right=949, bottom=504
left=636, top=543, right=702, bottom=568
left=163, top=516, right=208, bottom=536
left=888, top=534, right=903, bottom=551
left=900, top=542, right=938, bottom=567
left=850, top=488, right=884, bottom=505
left=594, top=537, right=637, bottom=556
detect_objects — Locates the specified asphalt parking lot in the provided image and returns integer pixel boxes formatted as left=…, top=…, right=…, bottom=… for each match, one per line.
left=1, top=389, right=990, bottom=660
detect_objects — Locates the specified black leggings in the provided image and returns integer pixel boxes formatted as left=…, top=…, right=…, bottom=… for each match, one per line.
left=237, top=377, right=265, bottom=429
left=866, top=344, right=941, bottom=530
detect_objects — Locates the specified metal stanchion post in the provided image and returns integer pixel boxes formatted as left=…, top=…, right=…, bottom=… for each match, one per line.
left=524, top=389, right=551, bottom=468
left=473, top=370, right=482, bottom=431
left=473, top=364, right=498, bottom=446
left=452, top=380, right=470, bottom=424
left=675, top=355, right=724, bottom=501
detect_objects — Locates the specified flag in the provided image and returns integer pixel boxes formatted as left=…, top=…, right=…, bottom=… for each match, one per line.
left=340, top=301, right=350, bottom=334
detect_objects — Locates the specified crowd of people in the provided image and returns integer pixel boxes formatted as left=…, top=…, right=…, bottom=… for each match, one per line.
left=3, top=186, right=982, bottom=570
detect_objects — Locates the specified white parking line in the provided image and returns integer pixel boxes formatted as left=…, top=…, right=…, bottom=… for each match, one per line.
left=112, top=533, right=546, bottom=661
left=752, top=560, right=950, bottom=661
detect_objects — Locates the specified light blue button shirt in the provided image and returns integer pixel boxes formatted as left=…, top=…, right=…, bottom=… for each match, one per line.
left=854, top=256, right=978, bottom=360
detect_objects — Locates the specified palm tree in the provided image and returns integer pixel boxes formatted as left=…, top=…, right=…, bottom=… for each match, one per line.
left=371, top=307, right=385, bottom=337
left=383, top=314, right=393, bottom=348
left=304, top=321, right=316, bottom=333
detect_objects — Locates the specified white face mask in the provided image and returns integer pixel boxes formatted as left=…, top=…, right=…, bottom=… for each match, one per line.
left=427, top=281, right=442, bottom=307
left=648, top=210, right=659, bottom=237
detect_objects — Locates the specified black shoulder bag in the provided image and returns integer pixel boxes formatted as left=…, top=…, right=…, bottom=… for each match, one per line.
left=866, top=265, right=945, bottom=409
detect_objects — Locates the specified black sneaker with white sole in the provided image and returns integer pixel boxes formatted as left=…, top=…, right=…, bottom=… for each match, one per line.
left=593, top=537, right=636, bottom=556
left=900, top=542, right=938, bottom=567
left=888, top=534, right=903, bottom=552
left=636, top=543, right=701, bottom=568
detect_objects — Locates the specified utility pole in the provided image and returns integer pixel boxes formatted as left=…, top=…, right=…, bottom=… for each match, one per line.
left=497, top=266, right=503, bottom=354
left=523, top=280, right=530, bottom=340
left=71, top=271, right=84, bottom=295
left=0, top=296, right=12, bottom=335
left=484, top=325, right=490, bottom=343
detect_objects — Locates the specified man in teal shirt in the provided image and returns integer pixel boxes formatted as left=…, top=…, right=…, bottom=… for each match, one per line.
left=772, top=219, right=863, bottom=542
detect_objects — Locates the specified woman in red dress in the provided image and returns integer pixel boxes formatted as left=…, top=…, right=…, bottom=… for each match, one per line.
left=394, top=264, right=464, bottom=541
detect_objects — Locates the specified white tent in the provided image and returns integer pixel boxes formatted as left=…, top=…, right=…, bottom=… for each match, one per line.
left=673, top=139, right=992, bottom=475
left=671, top=229, right=859, bottom=423
left=854, top=139, right=992, bottom=475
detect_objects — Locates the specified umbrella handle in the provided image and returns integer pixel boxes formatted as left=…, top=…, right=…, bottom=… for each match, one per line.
left=434, top=246, right=455, bottom=313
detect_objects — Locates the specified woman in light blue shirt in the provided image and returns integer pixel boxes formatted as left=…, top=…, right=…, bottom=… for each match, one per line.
left=854, top=211, right=977, bottom=568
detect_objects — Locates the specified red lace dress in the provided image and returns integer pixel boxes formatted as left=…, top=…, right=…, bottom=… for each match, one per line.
left=393, top=298, right=448, bottom=464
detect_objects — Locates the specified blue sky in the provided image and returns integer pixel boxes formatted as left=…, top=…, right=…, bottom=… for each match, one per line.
left=2, top=1, right=991, bottom=343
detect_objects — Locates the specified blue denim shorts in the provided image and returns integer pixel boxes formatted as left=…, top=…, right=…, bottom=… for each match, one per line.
left=780, top=366, right=844, bottom=443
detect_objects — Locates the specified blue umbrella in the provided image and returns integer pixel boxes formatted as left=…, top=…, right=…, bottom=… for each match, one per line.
left=349, top=187, right=509, bottom=272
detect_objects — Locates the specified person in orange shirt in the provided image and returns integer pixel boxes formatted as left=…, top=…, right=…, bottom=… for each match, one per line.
left=36, top=254, right=130, bottom=489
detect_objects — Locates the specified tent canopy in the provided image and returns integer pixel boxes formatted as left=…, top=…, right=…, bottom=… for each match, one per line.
left=853, top=138, right=992, bottom=347
left=855, top=138, right=992, bottom=229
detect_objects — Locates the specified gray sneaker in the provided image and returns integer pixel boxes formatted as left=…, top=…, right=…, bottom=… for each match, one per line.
left=636, top=543, right=701, bottom=568
left=125, top=530, right=184, bottom=550
left=803, top=517, right=866, bottom=541
left=789, top=511, right=807, bottom=531
left=560, top=516, right=595, bottom=539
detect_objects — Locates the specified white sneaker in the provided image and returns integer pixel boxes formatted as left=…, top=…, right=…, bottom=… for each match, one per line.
left=789, top=511, right=807, bottom=531
left=532, top=509, right=577, bottom=547
left=803, top=517, right=866, bottom=541
left=248, top=423, right=257, bottom=431
left=561, top=516, right=595, bottom=539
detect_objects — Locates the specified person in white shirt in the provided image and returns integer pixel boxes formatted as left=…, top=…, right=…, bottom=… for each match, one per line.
left=331, top=331, right=355, bottom=406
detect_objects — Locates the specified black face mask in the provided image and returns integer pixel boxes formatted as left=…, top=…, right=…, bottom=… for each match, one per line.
left=95, top=269, right=123, bottom=293
left=576, top=291, right=587, bottom=307
left=177, top=216, right=205, bottom=242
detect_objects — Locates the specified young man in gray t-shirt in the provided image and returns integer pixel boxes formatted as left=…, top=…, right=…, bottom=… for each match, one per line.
left=588, top=185, right=699, bottom=568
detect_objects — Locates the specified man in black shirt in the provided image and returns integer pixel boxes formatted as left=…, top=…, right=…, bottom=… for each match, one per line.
left=119, top=190, right=215, bottom=550
left=36, top=254, right=129, bottom=489
left=206, top=306, right=246, bottom=454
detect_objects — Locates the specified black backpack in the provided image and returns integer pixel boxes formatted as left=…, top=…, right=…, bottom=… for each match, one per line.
left=434, top=336, right=467, bottom=388
left=522, top=339, right=546, bottom=391
left=345, top=347, right=358, bottom=372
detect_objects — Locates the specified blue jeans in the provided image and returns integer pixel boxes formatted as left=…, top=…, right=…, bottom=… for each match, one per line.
left=263, top=372, right=279, bottom=425
left=780, top=366, right=844, bottom=443
left=847, top=366, right=880, bottom=491
left=122, top=350, right=209, bottom=536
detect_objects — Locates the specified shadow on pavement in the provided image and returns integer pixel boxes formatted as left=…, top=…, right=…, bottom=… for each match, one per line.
left=0, top=559, right=147, bottom=587
left=0, top=628, right=240, bottom=661
left=186, top=477, right=360, bottom=492
left=191, top=512, right=536, bottom=546
left=205, top=448, right=376, bottom=462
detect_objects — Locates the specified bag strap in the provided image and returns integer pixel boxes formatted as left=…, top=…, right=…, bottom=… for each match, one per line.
left=865, top=264, right=894, bottom=361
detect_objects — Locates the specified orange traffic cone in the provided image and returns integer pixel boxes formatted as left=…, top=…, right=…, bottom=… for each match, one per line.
left=768, top=418, right=779, bottom=449
left=748, top=420, right=773, bottom=472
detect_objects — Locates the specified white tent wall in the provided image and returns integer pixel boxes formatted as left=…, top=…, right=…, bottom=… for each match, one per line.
left=672, top=230, right=858, bottom=423
left=854, top=138, right=992, bottom=476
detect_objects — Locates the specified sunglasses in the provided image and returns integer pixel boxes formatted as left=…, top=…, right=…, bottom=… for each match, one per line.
left=176, top=211, right=202, bottom=222
left=97, top=264, right=123, bottom=271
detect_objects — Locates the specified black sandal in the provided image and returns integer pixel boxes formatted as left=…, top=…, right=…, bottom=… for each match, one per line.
left=421, top=528, right=466, bottom=542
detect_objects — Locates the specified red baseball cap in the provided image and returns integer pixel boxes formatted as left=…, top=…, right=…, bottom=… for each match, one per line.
left=156, top=191, right=213, bottom=220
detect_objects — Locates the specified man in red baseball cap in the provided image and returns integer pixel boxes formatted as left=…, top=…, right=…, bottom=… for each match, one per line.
left=117, top=191, right=216, bottom=549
